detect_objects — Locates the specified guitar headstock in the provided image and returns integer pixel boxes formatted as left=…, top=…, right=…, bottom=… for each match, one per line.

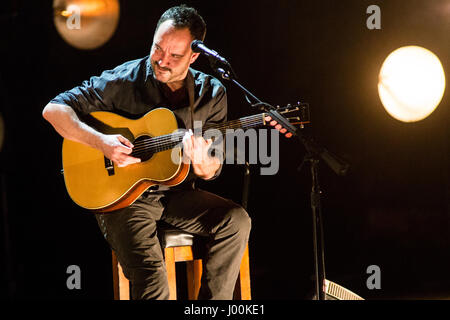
left=264, top=102, right=310, bottom=138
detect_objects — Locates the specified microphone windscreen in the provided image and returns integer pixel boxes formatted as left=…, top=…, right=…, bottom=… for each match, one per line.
left=191, top=40, right=203, bottom=52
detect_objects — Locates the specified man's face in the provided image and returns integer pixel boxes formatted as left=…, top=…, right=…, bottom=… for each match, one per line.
left=150, top=20, right=200, bottom=85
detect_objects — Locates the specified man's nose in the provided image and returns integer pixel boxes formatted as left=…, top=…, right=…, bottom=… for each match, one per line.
left=158, top=53, right=170, bottom=68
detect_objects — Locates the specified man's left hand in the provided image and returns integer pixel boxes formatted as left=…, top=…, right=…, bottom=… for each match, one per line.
left=182, top=130, right=221, bottom=180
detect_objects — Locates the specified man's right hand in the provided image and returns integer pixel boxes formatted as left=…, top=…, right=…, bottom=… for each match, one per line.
left=99, top=134, right=141, bottom=167
left=42, top=103, right=141, bottom=168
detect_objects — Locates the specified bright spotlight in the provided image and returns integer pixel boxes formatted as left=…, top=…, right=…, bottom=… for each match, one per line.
left=378, top=46, right=446, bottom=122
left=53, top=0, right=120, bottom=50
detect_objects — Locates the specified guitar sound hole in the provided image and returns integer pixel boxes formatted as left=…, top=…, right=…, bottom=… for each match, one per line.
left=131, top=135, right=154, bottom=162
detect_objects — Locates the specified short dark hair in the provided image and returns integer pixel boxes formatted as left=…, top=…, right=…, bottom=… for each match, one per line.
left=156, top=5, right=206, bottom=41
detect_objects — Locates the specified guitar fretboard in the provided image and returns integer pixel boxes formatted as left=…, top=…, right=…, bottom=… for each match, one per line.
left=130, top=113, right=265, bottom=157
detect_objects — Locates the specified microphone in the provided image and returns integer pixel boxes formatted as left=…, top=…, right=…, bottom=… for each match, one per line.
left=191, top=40, right=229, bottom=65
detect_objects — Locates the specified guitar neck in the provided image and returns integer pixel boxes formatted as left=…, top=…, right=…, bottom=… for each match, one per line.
left=131, top=113, right=266, bottom=156
left=202, top=113, right=266, bottom=134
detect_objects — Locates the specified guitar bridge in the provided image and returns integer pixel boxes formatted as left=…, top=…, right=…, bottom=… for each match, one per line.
left=104, top=157, right=115, bottom=176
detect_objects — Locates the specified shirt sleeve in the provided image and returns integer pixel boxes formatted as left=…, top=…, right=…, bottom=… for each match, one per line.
left=50, top=69, right=122, bottom=115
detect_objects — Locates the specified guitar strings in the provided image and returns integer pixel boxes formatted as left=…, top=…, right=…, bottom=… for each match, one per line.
left=130, top=119, right=264, bottom=157
left=130, top=116, right=264, bottom=155
left=135, top=118, right=262, bottom=150
left=130, top=116, right=262, bottom=150
left=131, top=125, right=260, bottom=156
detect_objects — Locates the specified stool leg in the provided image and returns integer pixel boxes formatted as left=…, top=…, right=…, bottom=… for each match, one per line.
left=186, top=259, right=202, bottom=300
left=112, top=251, right=130, bottom=300
left=165, top=247, right=177, bottom=300
left=234, top=244, right=251, bottom=300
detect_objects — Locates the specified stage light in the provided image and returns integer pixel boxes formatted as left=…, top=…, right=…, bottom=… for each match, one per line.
left=378, top=46, right=446, bottom=122
left=53, top=0, right=120, bottom=50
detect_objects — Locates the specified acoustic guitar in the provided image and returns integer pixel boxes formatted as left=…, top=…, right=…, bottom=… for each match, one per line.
left=62, top=105, right=307, bottom=212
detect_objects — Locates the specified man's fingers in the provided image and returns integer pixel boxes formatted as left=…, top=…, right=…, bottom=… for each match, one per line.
left=117, top=135, right=134, bottom=148
left=116, top=155, right=141, bottom=167
left=116, top=135, right=138, bottom=155
left=182, top=131, right=194, bottom=149
left=182, top=131, right=194, bottom=162
left=118, top=145, right=133, bottom=155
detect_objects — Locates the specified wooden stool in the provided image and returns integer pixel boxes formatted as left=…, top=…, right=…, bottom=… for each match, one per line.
left=112, top=227, right=251, bottom=300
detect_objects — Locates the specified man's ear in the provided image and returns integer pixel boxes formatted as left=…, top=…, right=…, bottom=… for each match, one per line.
left=189, top=52, right=200, bottom=65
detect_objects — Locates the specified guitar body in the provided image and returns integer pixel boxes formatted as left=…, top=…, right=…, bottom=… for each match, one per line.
left=62, top=108, right=189, bottom=212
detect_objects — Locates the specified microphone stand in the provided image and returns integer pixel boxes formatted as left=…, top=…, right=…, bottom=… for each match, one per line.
left=296, top=135, right=349, bottom=300
left=207, top=58, right=349, bottom=300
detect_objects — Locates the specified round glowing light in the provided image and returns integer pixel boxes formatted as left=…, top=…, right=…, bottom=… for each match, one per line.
left=53, top=0, right=120, bottom=50
left=378, top=46, right=446, bottom=122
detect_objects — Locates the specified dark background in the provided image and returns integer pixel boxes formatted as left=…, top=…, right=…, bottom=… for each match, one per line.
left=0, top=0, right=449, bottom=300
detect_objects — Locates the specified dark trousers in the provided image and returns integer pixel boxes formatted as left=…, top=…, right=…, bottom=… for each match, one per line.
left=95, top=187, right=251, bottom=300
